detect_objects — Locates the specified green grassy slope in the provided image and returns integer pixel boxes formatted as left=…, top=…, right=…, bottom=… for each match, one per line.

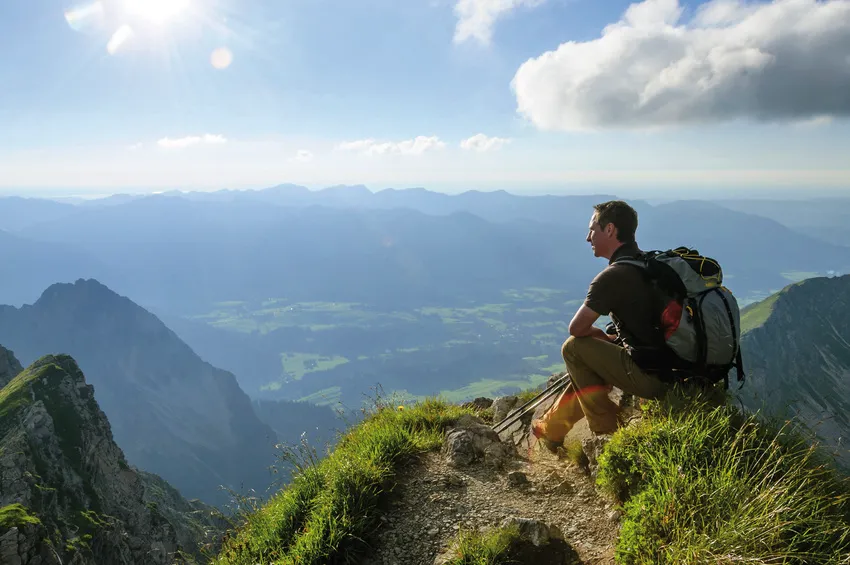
left=598, top=395, right=850, bottom=564
left=211, top=388, right=850, bottom=565
left=212, top=398, right=473, bottom=565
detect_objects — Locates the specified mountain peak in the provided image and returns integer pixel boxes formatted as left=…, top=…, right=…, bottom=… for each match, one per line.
left=1, top=281, right=278, bottom=505
left=34, top=278, right=128, bottom=311
left=742, top=274, right=850, bottom=333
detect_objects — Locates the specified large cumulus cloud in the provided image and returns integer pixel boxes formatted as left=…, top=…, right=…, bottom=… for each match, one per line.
left=512, top=0, right=850, bottom=131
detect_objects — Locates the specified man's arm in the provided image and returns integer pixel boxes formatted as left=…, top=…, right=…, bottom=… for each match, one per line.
left=568, top=304, right=610, bottom=340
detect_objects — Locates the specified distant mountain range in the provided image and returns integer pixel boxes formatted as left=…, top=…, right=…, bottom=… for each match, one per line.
left=712, top=198, right=850, bottom=248
left=2, top=187, right=848, bottom=313
left=740, top=274, right=850, bottom=468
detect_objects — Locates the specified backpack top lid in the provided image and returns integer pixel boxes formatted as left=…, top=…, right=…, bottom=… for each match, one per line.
left=663, top=247, right=723, bottom=291
left=617, top=247, right=724, bottom=298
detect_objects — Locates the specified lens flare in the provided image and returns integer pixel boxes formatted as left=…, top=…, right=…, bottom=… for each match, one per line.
left=107, top=24, right=134, bottom=54
left=210, top=47, right=233, bottom=69
left=64, top=1, right=105, bottom=33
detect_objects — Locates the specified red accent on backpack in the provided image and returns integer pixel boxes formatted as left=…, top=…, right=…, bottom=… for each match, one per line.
left=660, top=300, right=682, bottom=340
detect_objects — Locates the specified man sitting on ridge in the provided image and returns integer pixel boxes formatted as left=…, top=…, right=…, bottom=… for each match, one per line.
left=532, top=200, right=673, bottom=450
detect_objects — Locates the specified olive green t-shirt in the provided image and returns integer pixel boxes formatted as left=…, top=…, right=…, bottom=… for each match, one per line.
left=584, top=242, right=662, bottom=348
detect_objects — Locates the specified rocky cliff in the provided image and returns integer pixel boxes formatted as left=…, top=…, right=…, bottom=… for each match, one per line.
left=0, top=345, right=22, bottom=388
left=739, top=274, right=850, bottom=467
left=0, top=346, right=221, bottom=564
left=0, top=279, right=278, bottom=505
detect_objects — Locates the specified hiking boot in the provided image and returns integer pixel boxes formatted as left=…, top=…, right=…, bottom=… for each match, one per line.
left=531, top=420, right=563, bottom=453
left=537, top=436, right=563, bottom=454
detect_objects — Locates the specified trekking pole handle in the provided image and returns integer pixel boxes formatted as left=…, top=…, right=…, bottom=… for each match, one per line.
left=493, top=374, right=568, bottom=428
left=492, top=375, right=570, bottom=433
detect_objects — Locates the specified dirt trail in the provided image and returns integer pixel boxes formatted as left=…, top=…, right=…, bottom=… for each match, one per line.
left=362, top=419, right=620, bottom=565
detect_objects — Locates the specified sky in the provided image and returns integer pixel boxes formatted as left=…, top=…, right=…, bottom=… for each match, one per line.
left=1, top=0, right=850, bottom=198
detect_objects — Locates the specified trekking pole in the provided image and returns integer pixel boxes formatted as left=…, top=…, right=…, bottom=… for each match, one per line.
left=492, top=374, right=571, bottom=434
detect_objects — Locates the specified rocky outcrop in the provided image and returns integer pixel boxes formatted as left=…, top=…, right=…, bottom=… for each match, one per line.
left=443, top=415, right=514, bottom=469
left=0, top=279, right=278, bottom=505
left=739, top=275, right=850, bottom=467
left=0, top=350, right=221, bottom=564
left=0, top=345, right=22, bottom=388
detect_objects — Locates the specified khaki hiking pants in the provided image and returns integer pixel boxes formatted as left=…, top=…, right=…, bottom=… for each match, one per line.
left=534, top=336, right=669, bottom=442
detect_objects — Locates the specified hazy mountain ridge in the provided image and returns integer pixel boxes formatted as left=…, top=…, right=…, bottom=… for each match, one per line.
left=713, top=198, right=850, bottom=248
left=4, top=189, right=847, bottom=315
left=8, top=196, right=598, bottom=311
left=0, top=347, right=221, bottom=564
left=0, top=279, right=279, bottom=505
left=3, top=187, right=850, bottom=414
left=0, top=229, right=106, bottom=307
left=740, top=274, right=850, bottom=467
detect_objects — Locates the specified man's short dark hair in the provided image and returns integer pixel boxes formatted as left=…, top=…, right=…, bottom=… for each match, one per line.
left=593, top=200, right=638, bottom=243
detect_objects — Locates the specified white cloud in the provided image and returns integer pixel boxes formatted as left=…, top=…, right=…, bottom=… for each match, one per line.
left=795, top=115, right=835, bottom=128
left=337, top=139, right=376, bottom=152
left=454, top=0, right=545, bottom=45
left=337, top=136, right=446, bottom=156
left=460, top=133, right=511, bottom=152
left=512, top=0, right=850, bottom=131
left=295, top=149, right=314, bottom=162
left=157, top=134, right=227, bottom=149
left=127, top=142, right=143, bottom=150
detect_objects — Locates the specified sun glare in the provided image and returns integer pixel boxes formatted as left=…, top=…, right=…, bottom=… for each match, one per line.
left=124, top=0, right=191, bottom=24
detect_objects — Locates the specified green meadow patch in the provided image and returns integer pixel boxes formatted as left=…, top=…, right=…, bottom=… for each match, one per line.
left=281, top=353, right=349, bottom=381
left=434, top=374, right=550, bottom=403
left=297, top=387, right=342, bottom=406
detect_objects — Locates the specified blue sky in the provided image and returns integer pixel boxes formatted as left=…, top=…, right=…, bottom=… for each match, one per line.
left=1, top=0, right=849, bottom=197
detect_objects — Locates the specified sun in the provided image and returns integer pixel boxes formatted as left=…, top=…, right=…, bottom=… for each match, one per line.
left=124, top=0, right=191, bottom=25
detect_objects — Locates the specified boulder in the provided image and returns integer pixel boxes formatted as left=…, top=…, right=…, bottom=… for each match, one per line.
left=507, top=471, right=530, bottom=487
left=501, top=517, right=562, bottom=547
left=491, top=396, right=518, bottom=423
left=462, top=397, right=493, bottom=410
left=444, top=415, right=513, bottom=468
left=581, top=433, right=613, bottom=474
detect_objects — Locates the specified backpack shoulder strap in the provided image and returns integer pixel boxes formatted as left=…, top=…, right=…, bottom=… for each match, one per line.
left=611, top=249, right=655, bottom=267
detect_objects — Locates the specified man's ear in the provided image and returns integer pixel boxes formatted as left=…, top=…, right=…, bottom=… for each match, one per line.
left=604, top=222, right=617, bottom=238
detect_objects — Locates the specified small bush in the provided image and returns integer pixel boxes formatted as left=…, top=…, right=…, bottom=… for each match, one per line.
left=0, top=503, right=41, bottom=528
left=443, top=524, right=521, bottom=565
left=597, top=394, right=850, bottom=564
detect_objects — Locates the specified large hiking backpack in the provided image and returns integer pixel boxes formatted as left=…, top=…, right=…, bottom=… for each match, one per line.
left=615, top=247, right=745, bottom=389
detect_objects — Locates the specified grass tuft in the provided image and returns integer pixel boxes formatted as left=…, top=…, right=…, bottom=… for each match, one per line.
left=597, top=391, right=850, bottom=564
left=563, top=440, right=588, bottom=468
left=440, top=524, right=521, bottom=565
left=212, top=397, right=472, bottom=565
